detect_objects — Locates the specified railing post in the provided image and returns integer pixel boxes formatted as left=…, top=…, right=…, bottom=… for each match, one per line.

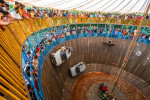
left=97, top=23, right=98, bottom=33
left=28, top=37, right=34, bottom=52
left=105, top=24, right=106, bottom=30
left=83, top=23, right=84, bottom=32
left=41, top=31, right=48, bottom=47
left=55, top=26, right=57, bottom=35
left=121, top=25, right=124, bottom=30
left=89, top=23, right=91, bottom=37
left=131, top=26, right=134, bottom=33
left=138, top=27, right=146, bottom=42
left=113, top=25, right=114, bottom=30
left=48, top=28, right=53, bottom=40
left=47, top=28, right=49, bottom=35
left=62, top=25, right=64, bottom=34
left=38, top=31, right=41, bottom=41
left=69, top=24, right=70, bottom=32
left=76, top=24, right=77, bottom=35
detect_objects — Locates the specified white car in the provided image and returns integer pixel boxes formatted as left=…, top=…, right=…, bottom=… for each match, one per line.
left=50, top=46, right=72, bottom=66
left=68, top=62, right=86, bottom=77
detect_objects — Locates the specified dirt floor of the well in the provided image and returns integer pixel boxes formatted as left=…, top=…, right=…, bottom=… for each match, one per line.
left=70, top=72, right=147, bottom=100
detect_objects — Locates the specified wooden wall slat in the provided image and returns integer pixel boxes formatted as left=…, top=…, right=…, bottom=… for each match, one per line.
left=0, top=85, right=21, bottom=100
left=0, top=69, right=27, bottom=96
left=0, top=63, right=23, bottom=83
left=0, top=76, right=28, bottom=100
left=0, top=56, right=22, bottom=77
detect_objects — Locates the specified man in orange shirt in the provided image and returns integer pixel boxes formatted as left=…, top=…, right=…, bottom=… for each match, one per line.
left=61, top=33, right=64, bottom=38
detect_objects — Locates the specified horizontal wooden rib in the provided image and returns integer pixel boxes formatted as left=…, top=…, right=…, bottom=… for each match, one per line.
left=0, top=48, right=21, bottom=72
left=0, top=76, right=28, bottom=100
left=0, top=69, right=27, bottom=96
left=0, top=96, right=7, bottom=100
left=0, top=57, right=22, bottom=78
left=0, top=85, right=21, bottom=100
left=0, top=63, right=23, bottom=83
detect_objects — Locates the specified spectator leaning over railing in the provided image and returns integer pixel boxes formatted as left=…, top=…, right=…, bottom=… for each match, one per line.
left=27, top=9, right=31, bottom=18
left=11, top=7, right=22, bottom=19
left=0, top=0, right=5, bottom=8
left=1, top=0, right=150, bottom=22
left=0, top=0, right=12, bottom=27
left=14, top=1, right=19, bottom=8
left=4, top=3, right=9, bottom=12
left=43, top=10, right=48, bottom=18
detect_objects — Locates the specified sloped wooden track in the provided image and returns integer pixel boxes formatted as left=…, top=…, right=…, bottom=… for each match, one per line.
left=41, top=37, right=150, bottom=100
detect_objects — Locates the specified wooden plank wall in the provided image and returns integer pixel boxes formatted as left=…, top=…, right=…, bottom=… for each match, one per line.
left=41, top=37, right=150, bottom=100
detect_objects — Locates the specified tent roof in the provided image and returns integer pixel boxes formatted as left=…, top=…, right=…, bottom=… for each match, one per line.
left=17, top=0, right=150, bottom=13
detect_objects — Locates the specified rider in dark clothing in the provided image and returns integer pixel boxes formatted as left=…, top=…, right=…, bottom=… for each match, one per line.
left=99, top=83, right=104, bottom=90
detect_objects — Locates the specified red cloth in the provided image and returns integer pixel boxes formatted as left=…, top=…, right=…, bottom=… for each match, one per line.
left=21, top=9, right=28, bottom=18
left=36, top=47, right=40, bottom=51
left=28, top=13, right=31, bottom=18
left=35, top=80, right=39, bottom=91
left=141, top=33, right=144, bottom=38
left=55, top=35, right=57, bottom=39
left=102, top=86, right=108, bottom=91
left=35, top=69, right=37, bottom=73
left=0, top=26, right=4, bottom=28
left=29, top=89, right=31, bottom=92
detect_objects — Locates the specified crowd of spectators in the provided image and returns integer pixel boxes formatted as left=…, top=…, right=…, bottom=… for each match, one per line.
left=1, top=0, right=150, bottom=27
left=22, top=24, right=150, bottom=99
left=1, top=0, right=150, bottom=99
left=23, top=40, right=45, bottom=100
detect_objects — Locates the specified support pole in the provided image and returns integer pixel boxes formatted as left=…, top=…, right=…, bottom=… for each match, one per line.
left=97, top=23, right=98, bottom=33
left=111, top=2, right=150, bottom=93
left=76, top=24, right=77, bottom=35
left=131, top=26, right=134, bottom=33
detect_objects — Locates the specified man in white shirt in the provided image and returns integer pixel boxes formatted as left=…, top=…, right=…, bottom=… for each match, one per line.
left=11, top=7, right=22, bottom=19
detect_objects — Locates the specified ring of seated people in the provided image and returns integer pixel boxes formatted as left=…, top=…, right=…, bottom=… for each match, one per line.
left=0, top=0, right=150, bottom=27
left=0, top=0, right=150, bottom=100
left=21, top=24, right=150, bottom=100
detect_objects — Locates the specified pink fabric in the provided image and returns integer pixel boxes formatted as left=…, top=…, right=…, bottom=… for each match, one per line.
left=138, top=16, right=142, bottom=19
